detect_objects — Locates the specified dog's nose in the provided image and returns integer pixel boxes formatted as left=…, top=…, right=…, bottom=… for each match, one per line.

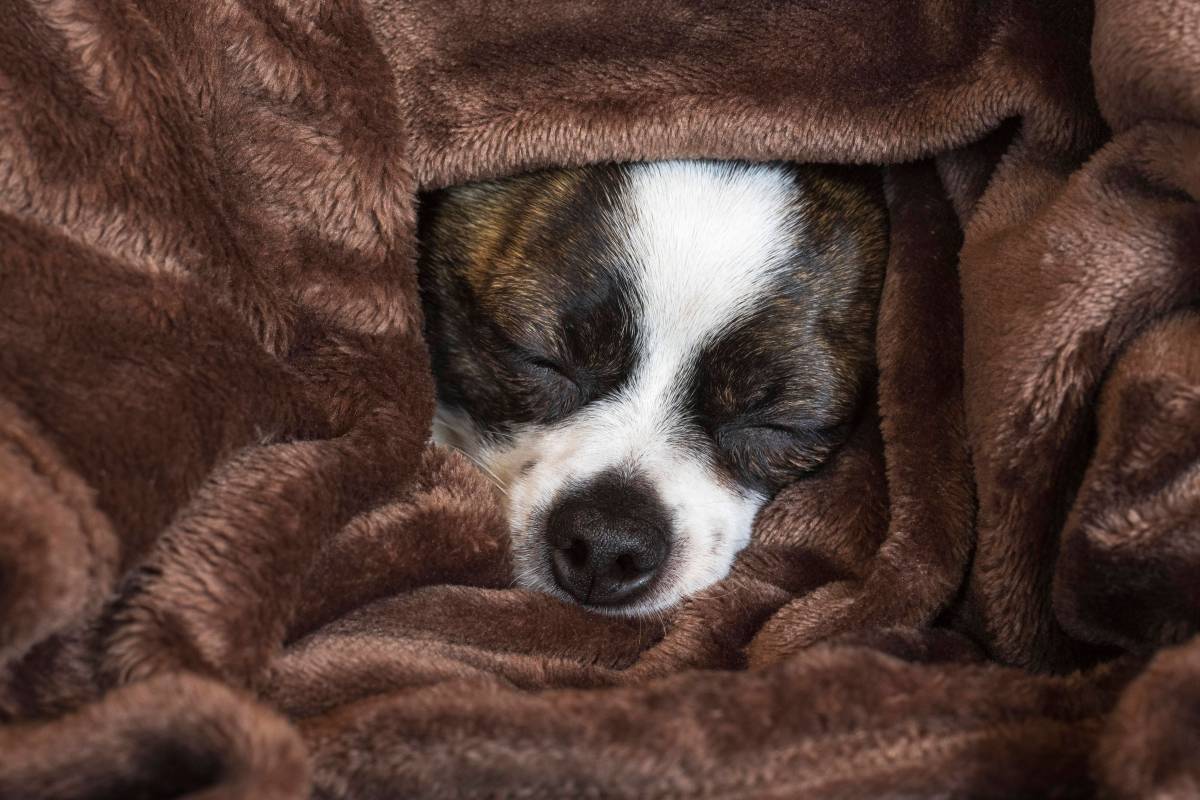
left=545, top=474, right=670, bottom=606
left=548, top=505, right=669, bottom=605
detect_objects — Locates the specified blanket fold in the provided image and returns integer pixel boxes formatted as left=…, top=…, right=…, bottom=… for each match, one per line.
left=1, top=0, right=1198, bottom=797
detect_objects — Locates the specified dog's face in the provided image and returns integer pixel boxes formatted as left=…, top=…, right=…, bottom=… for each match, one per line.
left=419, top=161, right=886, bottom=614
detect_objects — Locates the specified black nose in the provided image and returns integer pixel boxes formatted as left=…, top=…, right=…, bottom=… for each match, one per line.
left=545, top=474, right=671, bottom=606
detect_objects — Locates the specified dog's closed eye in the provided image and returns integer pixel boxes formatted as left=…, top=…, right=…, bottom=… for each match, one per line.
left=716, top=421, right=831, bottom=451
left=514, top=349, right=599, bottom=421
left=721, top=422, right=806, bottom=446
left=716, top=422, right=843, bottom=489
left=524, top=354, right=575, bottom=383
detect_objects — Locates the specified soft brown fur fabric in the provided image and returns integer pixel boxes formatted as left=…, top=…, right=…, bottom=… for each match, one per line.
left=1, top=0, right=1198, bottom=797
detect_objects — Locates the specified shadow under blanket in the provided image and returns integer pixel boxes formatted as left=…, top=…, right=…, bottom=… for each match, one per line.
left=2, top=1, right=1199, bottom=797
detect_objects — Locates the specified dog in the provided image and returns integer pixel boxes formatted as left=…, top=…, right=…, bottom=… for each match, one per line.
left=419, top=160, right=887, bottom=614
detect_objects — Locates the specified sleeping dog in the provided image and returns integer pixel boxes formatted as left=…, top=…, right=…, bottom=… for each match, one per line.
left=419, top=160, right=887, bottom=614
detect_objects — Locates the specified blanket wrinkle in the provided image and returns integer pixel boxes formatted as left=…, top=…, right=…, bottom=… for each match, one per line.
left=2, top=0, right=1200, bottom=797
left=1054, top=310, right=1200, bottom=654
left=0, top=672, right=309, bottom=800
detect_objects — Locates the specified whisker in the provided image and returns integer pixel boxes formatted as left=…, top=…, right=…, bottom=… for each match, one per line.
left=458, top=450, right=511, bottom=497
left=655, top=607, right=670, bottom=637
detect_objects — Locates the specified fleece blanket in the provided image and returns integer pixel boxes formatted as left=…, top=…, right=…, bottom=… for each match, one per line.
left=2, top=0, right=1199, bottom=797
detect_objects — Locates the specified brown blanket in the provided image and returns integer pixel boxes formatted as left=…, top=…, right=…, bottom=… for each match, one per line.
left=2, top=0, right=1198, bottom=797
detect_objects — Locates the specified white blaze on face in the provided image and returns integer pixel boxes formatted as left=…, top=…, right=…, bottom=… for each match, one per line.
left=438, top=161, right=806, bottom=613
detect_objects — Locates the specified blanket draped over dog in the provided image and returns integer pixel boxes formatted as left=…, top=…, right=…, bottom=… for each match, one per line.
left=2, top=0, right=1198, bottom=797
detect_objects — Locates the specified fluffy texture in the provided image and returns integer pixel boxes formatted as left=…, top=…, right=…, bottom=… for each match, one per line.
left=0, top=0, right=1198, bottom=797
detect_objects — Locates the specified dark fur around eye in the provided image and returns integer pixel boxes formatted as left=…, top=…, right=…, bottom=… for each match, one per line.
left=489, top=338, right=588, bottom=422
left=416, top=164, right=639, bottom=435
left=715, top=423, right=846, bottom=493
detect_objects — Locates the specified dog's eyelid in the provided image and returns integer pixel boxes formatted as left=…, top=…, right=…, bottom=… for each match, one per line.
left=521, top=350, right=580, bottom=383
left=753, top=422, right=803, bottom=437
left=728, top=422, right=795, bottom=440
left=528, top=354, right=570, bottom=375
left=719, top=420, right=834, bottom=444
left=484, top=321, right=572, bottom=377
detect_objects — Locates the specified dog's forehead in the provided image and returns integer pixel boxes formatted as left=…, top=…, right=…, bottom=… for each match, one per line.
left=458, top=162, right=804, bottom=303
left=614, top=161, right=802, bottom=345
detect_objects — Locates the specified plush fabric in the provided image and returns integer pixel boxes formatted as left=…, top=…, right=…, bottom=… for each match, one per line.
left=1, top=0, right=1198, bottom=797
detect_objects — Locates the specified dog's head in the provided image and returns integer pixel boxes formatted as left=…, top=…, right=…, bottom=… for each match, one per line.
left=419, top=160, right=887, bottom=614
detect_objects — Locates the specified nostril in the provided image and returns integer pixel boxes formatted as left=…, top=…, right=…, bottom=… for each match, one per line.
left=563, top=537, right=590, bottom=569
left=614, top=551, right=651, bottom=580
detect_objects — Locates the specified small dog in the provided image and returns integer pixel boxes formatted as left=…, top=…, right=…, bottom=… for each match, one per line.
left=419, top=160, right=886, bottom=614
